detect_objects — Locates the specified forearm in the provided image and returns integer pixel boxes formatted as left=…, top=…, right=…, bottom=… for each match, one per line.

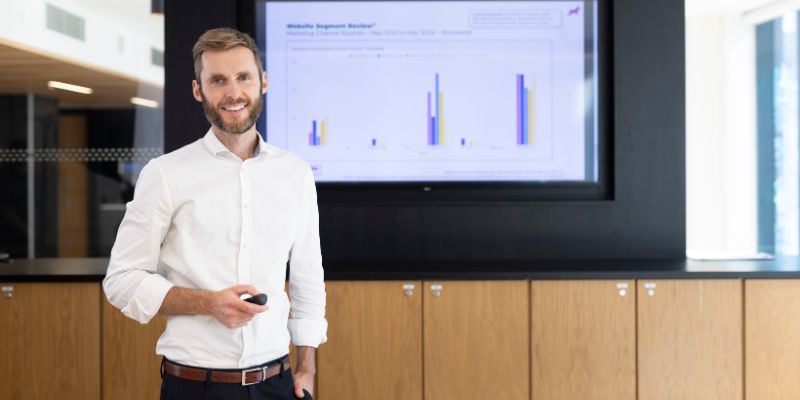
left=295, top=346, right=316, bottom=373
left=158, top=286, right=212, bottom=315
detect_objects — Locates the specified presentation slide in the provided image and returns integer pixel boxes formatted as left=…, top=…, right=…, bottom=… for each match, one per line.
left=263, top=1, right=598, bottom=182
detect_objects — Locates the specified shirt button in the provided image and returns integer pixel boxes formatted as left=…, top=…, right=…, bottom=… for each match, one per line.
left=243, top=203, right=249, bottom=209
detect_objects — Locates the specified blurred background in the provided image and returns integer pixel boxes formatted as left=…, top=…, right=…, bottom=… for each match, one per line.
left=0, top=0, right=163, bottom=258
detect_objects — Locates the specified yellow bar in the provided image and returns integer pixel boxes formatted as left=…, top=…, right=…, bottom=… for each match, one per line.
left=438, top=93, right=444, bottom=145
left=321, top=119, right=327, bottom=145
left=527, top=89, right=534, bottom=144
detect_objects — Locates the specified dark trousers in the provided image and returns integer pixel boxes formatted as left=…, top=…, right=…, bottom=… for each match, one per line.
left=159, top=358, right=312, bottom=400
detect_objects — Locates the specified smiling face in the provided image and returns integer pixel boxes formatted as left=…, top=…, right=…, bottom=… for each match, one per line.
left=192, top=46, right=268, bottom=135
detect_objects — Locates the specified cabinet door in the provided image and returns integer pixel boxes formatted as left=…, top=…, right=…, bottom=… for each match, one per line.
left=531, top=280, right=636, bottom=400
left=424, top=281, right=529, bottom=400
left=638, top=280, right=742, bottom=400
left=746, top=279, right=800, bottom=399
left=102, top=298, right=166, bottom=400
left=0, top=282, right=101, bottom=400
left=318, top=281, right=422, bottom=400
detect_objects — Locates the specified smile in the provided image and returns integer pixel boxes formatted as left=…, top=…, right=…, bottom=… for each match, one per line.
left=222, top=103, right=247, bottom=112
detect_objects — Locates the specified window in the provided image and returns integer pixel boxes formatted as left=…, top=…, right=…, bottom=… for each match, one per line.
left=687, top=0, right=800, bottom=257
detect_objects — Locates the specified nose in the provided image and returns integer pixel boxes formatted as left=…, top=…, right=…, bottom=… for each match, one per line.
left=224, top=82, right=243, bottom=100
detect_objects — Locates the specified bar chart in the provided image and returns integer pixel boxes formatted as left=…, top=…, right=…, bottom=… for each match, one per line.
left=282, top=39, right=555, bottom=156
left=516, top=74, right=535, bottom=146
left=427, top=73, right=445, bottom=146
left=264, top=0, right=594, bottom=181
left=308, top=118, right=328, bottom=146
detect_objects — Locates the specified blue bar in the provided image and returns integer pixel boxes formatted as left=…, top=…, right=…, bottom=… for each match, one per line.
left=521, top=87, right=527, bottom=145
left=431, top=117, right=437, bottom=145
left=312, top=120, right=318, bottom=146
left=372, top=138, right=376, bottom=146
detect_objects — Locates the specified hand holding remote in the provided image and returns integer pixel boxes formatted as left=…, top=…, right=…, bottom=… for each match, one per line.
left=243, top=293, right=268, bottom=305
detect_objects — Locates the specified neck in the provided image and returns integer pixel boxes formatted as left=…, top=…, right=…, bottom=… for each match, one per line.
left=211, top=125, right=258, bottom=161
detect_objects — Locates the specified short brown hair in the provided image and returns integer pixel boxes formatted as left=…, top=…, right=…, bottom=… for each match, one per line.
left=192, top=28, right=264, bottom=83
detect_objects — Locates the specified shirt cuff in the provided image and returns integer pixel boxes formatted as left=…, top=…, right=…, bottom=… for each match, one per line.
left=121, top=273, right=174, bottom=324
left=288, top=318, right=328, bottom=348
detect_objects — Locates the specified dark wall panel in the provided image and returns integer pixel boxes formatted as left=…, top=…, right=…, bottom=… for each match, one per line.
left=0, top=96, right=28, bottom=258
left=164, top=0, right=686, bottom=263
left=164, top=0, right=241, bottom=152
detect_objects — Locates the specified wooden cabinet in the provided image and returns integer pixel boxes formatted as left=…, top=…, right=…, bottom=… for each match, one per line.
left=637, top=280, right=742, bottom=400
left=0, top=277, right=763, bottom=400
left=101, top=298, right=166, bottom=400
left=319, top=280, right=528, bottom=400
left=745, top=279, right=800, bottom=399
left=424, top=281, right=529, bottom=400
left=0, top=282, right=101, bottom=400
left=318, top=281, right=423, bottom=400
left=530, top=280, right=636, bottom=400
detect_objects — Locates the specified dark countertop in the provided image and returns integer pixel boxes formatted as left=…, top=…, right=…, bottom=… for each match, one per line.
left=3, top=257, right=800, bottom=282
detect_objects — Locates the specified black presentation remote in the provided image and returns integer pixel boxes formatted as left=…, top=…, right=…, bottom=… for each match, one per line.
left=244, top=293, right=268, bottom=305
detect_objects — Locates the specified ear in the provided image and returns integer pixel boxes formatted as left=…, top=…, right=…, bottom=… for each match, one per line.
left=192, top=80, right=203, bottom=102
left=261, top=71, right=268, bottom=95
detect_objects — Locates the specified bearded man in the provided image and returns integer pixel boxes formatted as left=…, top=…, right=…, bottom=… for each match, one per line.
left=103, top=28, right=326, bottom=400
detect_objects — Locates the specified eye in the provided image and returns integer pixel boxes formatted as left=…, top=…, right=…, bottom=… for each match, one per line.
left=212, top=78, right=225, bottom=84
left=239, top=75, right=250, bottom=81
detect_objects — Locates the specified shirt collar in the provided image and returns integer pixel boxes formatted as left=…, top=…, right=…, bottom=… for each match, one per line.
left=201, top=128, right=269, bottom=159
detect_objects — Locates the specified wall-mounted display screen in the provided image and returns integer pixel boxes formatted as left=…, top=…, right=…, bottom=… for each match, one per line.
left=260, top=0, right=602, bottom=185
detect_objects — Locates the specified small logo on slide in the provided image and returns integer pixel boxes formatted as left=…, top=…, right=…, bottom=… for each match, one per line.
left=568, top=6, right=580, bottom=16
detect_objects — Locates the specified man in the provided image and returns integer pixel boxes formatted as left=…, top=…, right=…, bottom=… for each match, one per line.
left=103, top=28, right=326, bottom=400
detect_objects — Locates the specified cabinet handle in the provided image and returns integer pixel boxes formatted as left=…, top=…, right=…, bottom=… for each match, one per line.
left=644, top=282, right=656, bottom=297
left=2, top=285, right=13, bottom=299
left=430, top=284, right=443, bottom=297
left=403, top=284, right=415, bottom=297
left=616, top=282, right=628, bottom=297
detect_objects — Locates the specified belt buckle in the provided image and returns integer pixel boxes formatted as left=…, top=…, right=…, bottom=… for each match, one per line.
left=241, top=367, right=265, bottom=386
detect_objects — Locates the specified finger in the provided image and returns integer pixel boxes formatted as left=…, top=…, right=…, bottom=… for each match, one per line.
left=232, top=300, right=268, bottom=314
left=229, top=284, right=259, bottom=296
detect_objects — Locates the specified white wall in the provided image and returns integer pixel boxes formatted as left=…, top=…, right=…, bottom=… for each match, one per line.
left=0, top=0, right=163, bottom=86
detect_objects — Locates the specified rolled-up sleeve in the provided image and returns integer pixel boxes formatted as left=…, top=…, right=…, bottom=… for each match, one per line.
left=287, top=165, right=328, bottom=347
left=103, top=159, right=174, bottom=324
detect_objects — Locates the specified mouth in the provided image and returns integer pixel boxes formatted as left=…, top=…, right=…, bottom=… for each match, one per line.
left=221, top=102, right=248, bottom=114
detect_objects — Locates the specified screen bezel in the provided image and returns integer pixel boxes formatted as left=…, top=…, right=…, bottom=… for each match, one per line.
left=256, top=0, right=613, bottom=204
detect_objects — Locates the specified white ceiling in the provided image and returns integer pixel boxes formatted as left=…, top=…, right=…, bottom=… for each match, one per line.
left=71, top=0, right=163, bottom=45
left=686, top=0, right=778, bottom=16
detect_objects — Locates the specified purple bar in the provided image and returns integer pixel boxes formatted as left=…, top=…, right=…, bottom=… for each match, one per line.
left=516, top=74, right=522, bottom=144
left=519, top=75, right=528, bottom=144
left=435, top=73, right=440, bottom=146
left=427, top=92, right=432, bottom=145
left=308, top=131, right=313, bottom=146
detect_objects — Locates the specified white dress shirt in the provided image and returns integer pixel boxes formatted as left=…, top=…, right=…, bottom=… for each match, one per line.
left=103, top=129, right=327, bottom=369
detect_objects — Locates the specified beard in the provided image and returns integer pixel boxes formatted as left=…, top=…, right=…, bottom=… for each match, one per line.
left=200, top=88, right=263, bottom=135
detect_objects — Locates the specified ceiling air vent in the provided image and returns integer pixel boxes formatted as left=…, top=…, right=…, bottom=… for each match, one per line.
left=151, top=48, right=164, bottom=67
left=46, top=3, right=85, bottom=41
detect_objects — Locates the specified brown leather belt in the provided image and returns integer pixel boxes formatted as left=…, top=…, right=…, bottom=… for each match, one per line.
left=163, top=357, right=287, bottom=386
